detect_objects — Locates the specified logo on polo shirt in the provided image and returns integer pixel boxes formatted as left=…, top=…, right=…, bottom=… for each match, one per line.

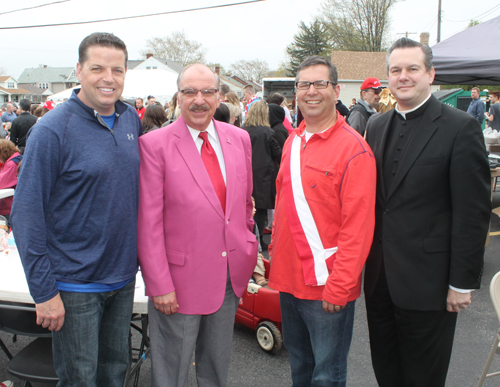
left=127, top=134, right=134, bottom=140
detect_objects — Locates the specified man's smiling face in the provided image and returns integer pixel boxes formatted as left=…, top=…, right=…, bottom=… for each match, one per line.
left=296, top=64, right=339, bottom=125
left=76, top=45, right=126, bottom=116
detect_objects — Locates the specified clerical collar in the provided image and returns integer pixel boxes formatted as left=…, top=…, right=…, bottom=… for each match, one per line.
left=396, top=93, right=432, bottom=120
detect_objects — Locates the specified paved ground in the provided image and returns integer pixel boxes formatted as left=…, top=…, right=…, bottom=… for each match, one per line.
left=3, top=191, right=500, bottom=386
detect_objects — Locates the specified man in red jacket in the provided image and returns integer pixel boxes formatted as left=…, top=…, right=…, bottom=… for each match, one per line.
left=269, top=55, right=376, bottom=387
left=135, top=97, right=145, bottom=120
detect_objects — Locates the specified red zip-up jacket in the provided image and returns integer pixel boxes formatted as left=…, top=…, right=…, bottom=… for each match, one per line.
left=268, top=114, right=376, bottom=305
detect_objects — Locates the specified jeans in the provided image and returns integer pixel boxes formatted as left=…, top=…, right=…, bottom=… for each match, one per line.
left=52, top=278, right=135, bottom=387
left=280, top=292, right=355, bottom=387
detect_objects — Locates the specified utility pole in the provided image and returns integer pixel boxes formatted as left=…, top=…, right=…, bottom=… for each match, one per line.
left=437, top=0, right=442, bottom=42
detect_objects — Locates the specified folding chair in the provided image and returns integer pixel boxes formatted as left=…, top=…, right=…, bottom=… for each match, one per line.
left=477, top=271, right=500, bottom=386
left=0, top=303, right=58, bottom=387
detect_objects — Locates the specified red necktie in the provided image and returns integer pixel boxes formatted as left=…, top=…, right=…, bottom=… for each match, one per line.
left=199, top=131, right=226, bottom=212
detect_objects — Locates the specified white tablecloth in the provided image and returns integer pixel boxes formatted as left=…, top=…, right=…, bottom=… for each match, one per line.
left=0, top=249, right=148, bottom=314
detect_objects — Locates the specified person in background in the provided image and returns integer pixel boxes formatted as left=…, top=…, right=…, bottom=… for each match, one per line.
left=213, top=102, right=230, bottom=123
left=242, top=100, right=281, bottom=251
left=220, top=84, right=230, bottom=104
left=225, top=91, right=243, bottom=127
left=0, top=139, right=22, bottom=218
left=136, top=98, right=146, bottom=120
left=164, top=92, right=179, bottom=125
left=142, top=104, right=167, bottom=133
left=11, top=32, right=141, bottom=387
left=147, top=95, right=156, bottom=106
left=467, top=87, right=485, bottom=124
left=267, top=93, right=294, bottom=134
left=242, top=84, right=258, bottom=115
left=347, top=77, right=383, bottom=136
left=9, top=99, right=37, bottom=154
left=1, top=103, right=17, bottom=124
left=30, top=104, right=40, bottom=115
left=485, top=90, right=500, bottom=130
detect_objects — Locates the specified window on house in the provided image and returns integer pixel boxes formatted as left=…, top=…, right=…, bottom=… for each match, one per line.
left=8, top=83, right=14, bottom=88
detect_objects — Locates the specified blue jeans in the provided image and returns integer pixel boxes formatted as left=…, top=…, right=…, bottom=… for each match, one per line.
left=52, top=279, right=135, bottom=387
left=280, top=292, right=355, bottom=387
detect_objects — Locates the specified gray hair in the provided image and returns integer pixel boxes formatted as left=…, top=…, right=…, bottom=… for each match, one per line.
left=386, top=37, right=433, bottom=73
left=295, top=56, right=338, bottom=84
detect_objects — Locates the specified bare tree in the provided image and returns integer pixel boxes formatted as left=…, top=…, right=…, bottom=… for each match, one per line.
left=229, top=59, right=271, bottom=84
left=140, top=30, right=206, bottom=67
left=319, top=0, right=398, bottom=52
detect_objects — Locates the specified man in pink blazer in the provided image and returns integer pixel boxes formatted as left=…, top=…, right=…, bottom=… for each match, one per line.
left=138, top=64, right=257, bottom=387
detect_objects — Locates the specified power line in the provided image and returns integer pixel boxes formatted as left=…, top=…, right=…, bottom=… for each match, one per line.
left=0, top=0, right=71, bottom=16
left=0, top=0, right=265, bottom=30
left=441, top=3, right=500, bottom=23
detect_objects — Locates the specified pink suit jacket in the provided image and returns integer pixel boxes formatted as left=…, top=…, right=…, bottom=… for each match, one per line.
left=137, top=116, right=258, bottom=315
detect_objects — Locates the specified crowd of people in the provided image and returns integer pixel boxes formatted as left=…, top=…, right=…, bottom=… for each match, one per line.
left=0, top=30, right=493, bottom=387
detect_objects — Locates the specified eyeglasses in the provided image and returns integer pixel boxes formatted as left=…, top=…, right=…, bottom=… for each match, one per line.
left=179, top=88, right=219, bottom=97
left=363, top=88, right=382, bottom=95
left=295, top=80, right=336, bottom=90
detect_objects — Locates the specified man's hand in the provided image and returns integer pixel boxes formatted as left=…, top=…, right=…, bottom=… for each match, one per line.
left=322, top=299, right=345, bottom=314
left=153, top=291, right=179, bottom=315
left=35, top=293, right=65, bottom=331
left=446, top=289, right=472, bottom=313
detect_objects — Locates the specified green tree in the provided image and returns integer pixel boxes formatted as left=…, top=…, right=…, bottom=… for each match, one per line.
left=468, top=20, right=480, bottom=28
left=320, top=0, right=398, bottom=52
left=140, top=30, right=206, bottom=67
left=285, top=19, right=333, bottom=76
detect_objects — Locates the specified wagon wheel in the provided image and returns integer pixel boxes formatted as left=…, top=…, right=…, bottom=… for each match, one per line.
left=256, top=321, right=283, bottom=355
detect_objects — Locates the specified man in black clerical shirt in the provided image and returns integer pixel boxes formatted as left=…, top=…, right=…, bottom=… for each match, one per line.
left=363, top=37, right=490, bottom=387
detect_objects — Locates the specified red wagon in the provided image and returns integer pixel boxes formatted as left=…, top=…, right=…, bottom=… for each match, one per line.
left=234, top=259, right=283, bottom=354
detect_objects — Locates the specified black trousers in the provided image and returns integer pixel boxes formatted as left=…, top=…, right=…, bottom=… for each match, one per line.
left=365, top=267, right=458, bottom=387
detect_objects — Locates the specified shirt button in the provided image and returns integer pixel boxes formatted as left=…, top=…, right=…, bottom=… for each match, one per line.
left=399, top=133, right=404, bottom=137
left=384, top=209, right=389, bottom=215
left=397, top=147, right=401, bottom=151
left=392, top=171, right=396, bottom=175
left=222, top=252, right=227, bottom=257
left=394, top=159, right=398, bottom=162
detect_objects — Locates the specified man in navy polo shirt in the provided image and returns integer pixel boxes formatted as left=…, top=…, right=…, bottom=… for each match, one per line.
left=11, top=32, right=141, bottom=387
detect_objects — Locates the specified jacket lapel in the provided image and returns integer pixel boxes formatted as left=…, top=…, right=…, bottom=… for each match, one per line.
left=173, top=116, right=225, bottom=220
left=385, top=96, right=441, bottom=202
left=374, top=111, right=395, bottom=202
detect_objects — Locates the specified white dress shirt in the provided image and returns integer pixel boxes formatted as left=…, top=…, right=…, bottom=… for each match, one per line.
left=187, top=121, right=227, bottom=184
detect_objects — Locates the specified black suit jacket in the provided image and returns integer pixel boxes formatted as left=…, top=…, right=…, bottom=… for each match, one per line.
left=10, top=112, right=37, bottom=148
left=364, top=95, right=491, bottom=311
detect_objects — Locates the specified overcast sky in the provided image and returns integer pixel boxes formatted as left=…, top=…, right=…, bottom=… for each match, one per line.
left=2, top=0, right=499, bottom=79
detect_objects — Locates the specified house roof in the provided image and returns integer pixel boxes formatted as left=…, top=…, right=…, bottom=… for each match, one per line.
left=230, top=75, right=262, bottom=91
left=127, top=57, right=184, bottom=74
left=0, top=86, right=32, bottom=94
left=18, top=67, right=78, bottom=84
left=331, top=51, right=388, bottom=81
left=433, top=88, right=462, bottom=101
left=0, top=76, right=15, bottom=82
left=18, top=84, right=45, bottom=94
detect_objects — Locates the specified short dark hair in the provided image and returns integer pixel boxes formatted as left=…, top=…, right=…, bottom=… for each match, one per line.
left=213, top=103, right=230, bottom=123
left=295, top=56, right=338, bottom=84
left=19, top=99, right=31, bottom=112
left=267, top=93, right=285, bottom=105
left=243, top=85, right=255, bottom=95
left=220, top=84, right=230, bottom=95
left=78, top=32, right=128, bottom=67
left=491, top=91, right=500, bottom=99
left=386, top=37, right=433, bottom=73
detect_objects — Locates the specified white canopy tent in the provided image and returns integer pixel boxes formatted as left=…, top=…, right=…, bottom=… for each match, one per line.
left=49, top=68, right=179, bottom=104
